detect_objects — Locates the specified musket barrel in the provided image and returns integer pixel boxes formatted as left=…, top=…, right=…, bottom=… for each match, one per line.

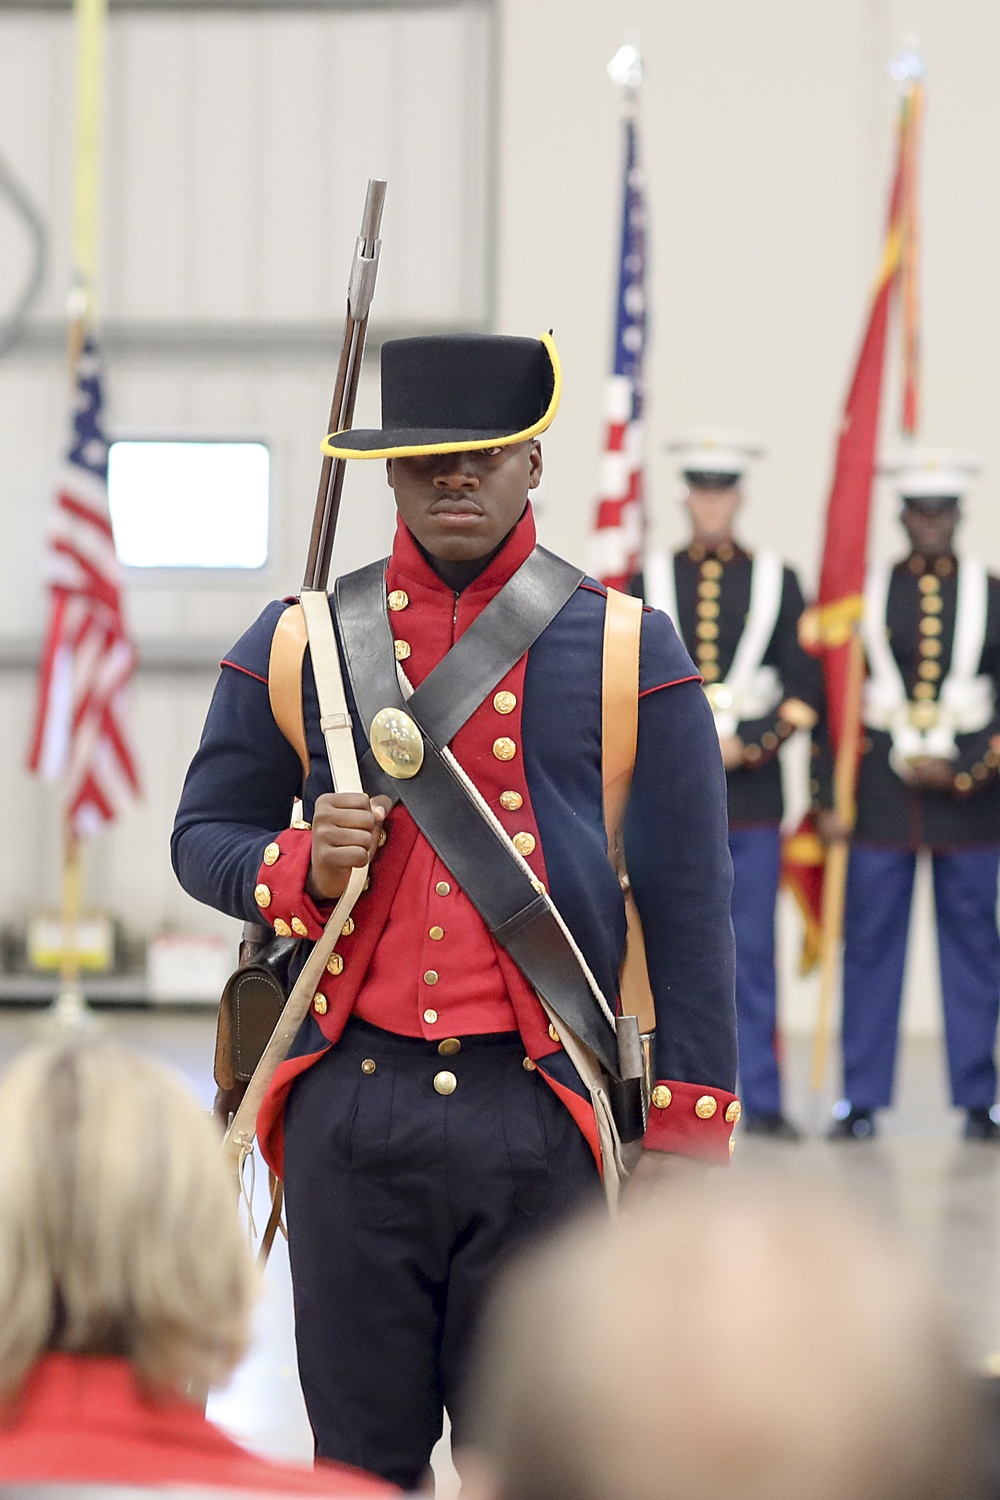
left=303, top=177, right=387, bottom=593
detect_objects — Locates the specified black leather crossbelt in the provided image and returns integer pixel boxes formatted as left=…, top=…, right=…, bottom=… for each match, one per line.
left=334, top=549, right=626, bottom=1088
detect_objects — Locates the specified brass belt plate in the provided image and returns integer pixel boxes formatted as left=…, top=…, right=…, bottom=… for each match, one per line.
left=369, top=706, right=425, bottom=780
left=908, top=700, right=940, bottom=730
left=703, top=682, right=734, bottom=714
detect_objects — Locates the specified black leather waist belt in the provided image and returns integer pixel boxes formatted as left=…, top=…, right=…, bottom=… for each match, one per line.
left=334, top=548, right=623, bottom=1085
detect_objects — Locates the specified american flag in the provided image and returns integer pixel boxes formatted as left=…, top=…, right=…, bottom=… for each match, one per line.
left=27, top=338, right=140, bottom=837
left=587, top=110, right=647, bottom=590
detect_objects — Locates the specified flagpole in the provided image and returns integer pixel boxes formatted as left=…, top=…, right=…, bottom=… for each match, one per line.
left=808, top=43, right=924, bottom=1104
left=47, top=0, right=109, bottom=1030
left=809, top=629, right=864, bottom=1093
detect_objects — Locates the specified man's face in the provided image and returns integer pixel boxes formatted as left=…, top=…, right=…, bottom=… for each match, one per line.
left=901, top=500, right=960, bottom=558
left=386, top=441, right=543, bottom=562
left=685, top=483, right=742, bottom=544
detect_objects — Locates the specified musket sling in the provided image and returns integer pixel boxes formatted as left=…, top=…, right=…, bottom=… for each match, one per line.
left=335, top=554, right=629, bottom=1093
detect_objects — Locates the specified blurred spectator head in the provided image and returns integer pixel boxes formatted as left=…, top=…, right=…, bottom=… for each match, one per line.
left=462, top=1172, right=979, bottom=1500
left=0, top=1040, right=254, bottom=1398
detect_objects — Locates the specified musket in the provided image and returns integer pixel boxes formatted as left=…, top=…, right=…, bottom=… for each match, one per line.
left=303, top=176, right=387, bottom=592
left=222, top=180, right=386, bottom=1191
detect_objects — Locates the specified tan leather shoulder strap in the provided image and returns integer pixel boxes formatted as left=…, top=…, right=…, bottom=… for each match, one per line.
left=268, top=603, right=310, bottom=784
left=601, top=587, right=656, bottom=1034
left=602, top=588, right=643, bottom=862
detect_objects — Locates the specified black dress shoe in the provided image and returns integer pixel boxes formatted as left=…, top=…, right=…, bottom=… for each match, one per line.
left=964, top=1108, right=1000, bottom=1142
left=828, top=1106, right=876, bottom=1141
left=741, top=1112, right=803, bottom=1142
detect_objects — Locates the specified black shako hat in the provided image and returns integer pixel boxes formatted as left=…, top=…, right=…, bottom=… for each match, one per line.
left=322, top=332, right=561, bottom=460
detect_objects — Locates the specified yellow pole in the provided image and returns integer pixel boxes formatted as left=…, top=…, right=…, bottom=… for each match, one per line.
left=46, top=0, right=108, bottom=1030
left=810, top=630, right=866, bottom=1093
left=71, top=0, right=107, bottom=332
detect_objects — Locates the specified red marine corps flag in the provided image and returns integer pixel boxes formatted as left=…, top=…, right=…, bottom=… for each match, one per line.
left=783, top=47, right=924, bottom=1083
left=587, top=41, right=647, bottom=591
left=27, top=338, right=140, bottom=837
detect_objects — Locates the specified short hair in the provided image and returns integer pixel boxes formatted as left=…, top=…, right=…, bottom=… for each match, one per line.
left=464, top=1172, right=979, bottom=1500
left=0, top=1040, right=255, bottom=1398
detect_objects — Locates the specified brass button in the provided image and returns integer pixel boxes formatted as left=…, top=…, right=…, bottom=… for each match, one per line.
left=699, top=642, right=718, bottom=660
left=262, top=842, right=280, bottom=866
left=438, top=1038, right=461, bottom=1056
left=702, top=559, right=723, bottom=579
left=493, top=737, right=517, bottom=761
left=920, top=616, right=942, bottom=636
left=548, top=1023, right=560, bottom=1043
left=387, top=589, right=409, bottom=611
left=701, top=663, right=720, bottom=682
left=531, top=877, right=546, bottom=894
left=914, top=682, right=936, bottom=700
left=500, top=790, right=524, bottom=811
left=433, top=1071, right=457, bottom=1096
left=918, top=573, right=941, bottom=593
left=695, top=1095, right=718, bottom=1119
left=313, top=995, right=328, bottom=1016
left=394, top=640, right=412, bottom=660
left=697, top=600, right=719, bottom=619
left=363, top=876, right=371, bottom=891
left=423, top=970, right=439, bottom=986
left=955, top=772, right=973, bottom=792
left=291, top=917, right=309, bottom=937
left=698, top=579, right=720, bottom=599
left=725, top=1100, right=742, bottom=1124
left=341, top=917, right=355, bottom=936
left=744, top=745, right=762, bottom=763
left=423, top=1007, right=438, bottom=1024
left=921, top=594, right=943, bottom=614
left=696, top=621, right=719, bottom=641
left=729, top=1135, right=736, bottom=1157
left=361, top=1057, right=377, bottom=1074
left=523, top=1056, right=536, bottom=1071
left=254, top=884, right=272, bottom=909
left=429, top=925, right=444, bottom=940
left=435, top=881, right=451, bottom=896
left=327, top=953, right=344, bottom=976
left=761, top=732, right=779, bottom=750
left=291, top=818, right=311, bottom=830
left=377, top=828, right=388, bottom=847
left=920, top=638, right=942, bottom=657
left=918, top=661, right=941, bottom=680
left=651, top=1084, right=672, bottom=1109
left=273, top=918, right=292, bottom=937
left=493, top=690, right=517, bottom=715
left=513, top=832, right=536, bottom=857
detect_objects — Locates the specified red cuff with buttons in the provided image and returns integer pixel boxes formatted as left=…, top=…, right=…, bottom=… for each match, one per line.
left=643, top=1079, right=741, bottom=1165
left=252, top=826, right=330, bottom=940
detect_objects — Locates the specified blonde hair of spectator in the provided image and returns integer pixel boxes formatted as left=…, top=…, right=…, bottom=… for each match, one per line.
left=463, top=1171, right=979, bottom=1500
left=0, top=1040, right=255, bottom=1399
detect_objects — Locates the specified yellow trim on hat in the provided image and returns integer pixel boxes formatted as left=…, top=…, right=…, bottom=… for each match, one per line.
left=321, top=331, right=562, bottom=461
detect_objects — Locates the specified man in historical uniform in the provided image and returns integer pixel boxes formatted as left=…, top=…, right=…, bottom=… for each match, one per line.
left=172, top=335, right=738, bottom=1488
left=820, top=451, right=1000, bottom=1142
left=636, top=432, right=822, bottom=1141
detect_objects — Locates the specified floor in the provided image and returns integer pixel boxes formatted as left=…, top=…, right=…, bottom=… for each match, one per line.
left=2, top=1005, right=999, bottom=1470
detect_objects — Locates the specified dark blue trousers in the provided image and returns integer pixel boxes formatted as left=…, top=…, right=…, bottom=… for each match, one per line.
left=282, top=1019, right=600, bottom=1489
left=729, top=826, right=783, bottom=1116
left=842, top=845, right=1000, bottom=1110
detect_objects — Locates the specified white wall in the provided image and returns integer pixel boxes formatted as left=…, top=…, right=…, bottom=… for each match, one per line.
left=496, top=0, right=1000, bottom=1041
left=2, top=0, right=998, bottom=1048
left=0, top=1, right=491, bottom=946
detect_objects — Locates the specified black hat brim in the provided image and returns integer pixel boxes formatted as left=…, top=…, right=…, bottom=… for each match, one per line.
left=322, top=332, right=561, bottom=461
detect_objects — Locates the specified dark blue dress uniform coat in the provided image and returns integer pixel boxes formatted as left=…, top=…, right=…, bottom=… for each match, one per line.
left=814, top=552, right=1000, bottom=1112
left=172, top=509, right=739, bottom=1486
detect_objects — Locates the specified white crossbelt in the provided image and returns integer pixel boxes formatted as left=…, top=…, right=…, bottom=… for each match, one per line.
left=861, top=557, right=993, bottom=776
left=644, top=548, right=783, bottom=738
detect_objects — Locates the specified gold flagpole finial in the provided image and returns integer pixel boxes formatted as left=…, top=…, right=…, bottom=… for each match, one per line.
left=889, top=33, right=924, bottom=90
left=607, top=37, right=642, bottom=91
